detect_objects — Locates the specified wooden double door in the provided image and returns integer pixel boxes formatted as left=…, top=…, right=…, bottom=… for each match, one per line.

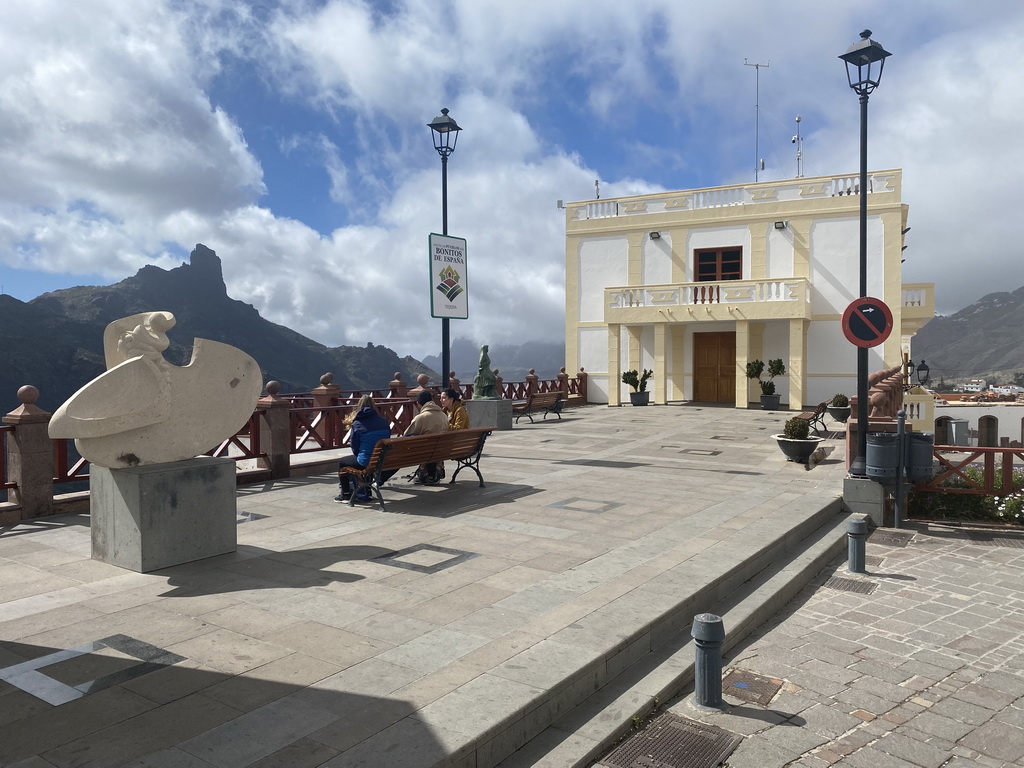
left=693, top=332, right=736, bottom=403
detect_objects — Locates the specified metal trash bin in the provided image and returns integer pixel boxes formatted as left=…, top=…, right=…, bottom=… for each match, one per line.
left=865, top=433, right=900, bottom=480
left=905, top=431, right=935, bottom=482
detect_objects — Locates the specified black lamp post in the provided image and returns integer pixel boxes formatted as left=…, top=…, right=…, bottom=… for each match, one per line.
left=840, top=30, right=891, bottom=476
left=427, top=107, right=462, bottom=388
left=916, top=360, right=930, bottom=386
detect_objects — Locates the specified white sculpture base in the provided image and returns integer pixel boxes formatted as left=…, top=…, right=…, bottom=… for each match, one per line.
left=466, top=399, right=513, bottom=431
left=90, top=457, right=237, bottom=573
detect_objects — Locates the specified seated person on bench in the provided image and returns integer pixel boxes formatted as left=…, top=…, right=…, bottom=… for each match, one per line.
left=406, top=389, right=449, bottom=484
left=335, top=395, right=392, bottom=503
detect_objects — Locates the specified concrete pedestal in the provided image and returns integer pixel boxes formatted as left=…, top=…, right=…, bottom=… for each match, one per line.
left=91, top=457, right=237, bottom=573
left=466, top=399, right=513, bottom=431
left=843, top=476, right=888, bottom=528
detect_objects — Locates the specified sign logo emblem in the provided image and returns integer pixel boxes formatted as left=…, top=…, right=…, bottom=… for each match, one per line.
left=436, top=265, right=464, bottom=302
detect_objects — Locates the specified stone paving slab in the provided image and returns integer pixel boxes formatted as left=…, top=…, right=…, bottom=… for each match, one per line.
left=659, top=521, right=1024, bottom=768
left=0, top=404, right=850, bottom=768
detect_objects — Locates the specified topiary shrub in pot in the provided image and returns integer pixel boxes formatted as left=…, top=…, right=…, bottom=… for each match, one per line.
left=622, top=369, right=653, bottom=406
left=773, top=416, right=824, bottom=462
left=827, top=393, right=851, bottom=423
left=746, top=358, right=786, bottom=409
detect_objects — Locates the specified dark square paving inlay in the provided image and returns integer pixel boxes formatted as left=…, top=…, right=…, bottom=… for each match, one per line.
left=373, top=544, right=478, bottom=574
left=547, top=497, right=624, bottom=514
left=0, top=634, right=186, bottom=706
left=237, top=511, right=269, bottom=524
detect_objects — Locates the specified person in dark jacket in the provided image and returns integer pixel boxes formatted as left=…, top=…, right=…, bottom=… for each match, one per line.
left=336, top=395, right=391, bottom=502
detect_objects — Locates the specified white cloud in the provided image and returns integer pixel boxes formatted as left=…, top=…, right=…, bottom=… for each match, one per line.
left=2, top=0, right=1023, bottom=365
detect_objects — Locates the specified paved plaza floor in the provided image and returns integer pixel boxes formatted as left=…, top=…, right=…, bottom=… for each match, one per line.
left=662, top=521, right=1024, bottom=768
left=8, top=401, right=989, bottom=768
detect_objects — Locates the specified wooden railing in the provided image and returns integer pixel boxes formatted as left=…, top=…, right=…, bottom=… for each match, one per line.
left=914, top=446, right=1024, bottom=497
left=2, top=369, right=588, bottom=519
left=53, top=438, right=89, bottom=485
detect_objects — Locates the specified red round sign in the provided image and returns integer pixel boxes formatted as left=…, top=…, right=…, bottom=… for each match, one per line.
left=842, top=297, right=893, bottom=348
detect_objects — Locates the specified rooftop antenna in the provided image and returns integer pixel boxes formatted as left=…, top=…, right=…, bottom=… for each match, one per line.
left=594, top=179, right=601, bottom=199
left=744, top=58, right=769, bottom=181
left=792, top=115, right=804, bottom=178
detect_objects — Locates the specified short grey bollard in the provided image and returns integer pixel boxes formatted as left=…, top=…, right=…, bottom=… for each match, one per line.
left=691, top=613, right=726, bottom=710
left=848, top=518, right=868, bottom=573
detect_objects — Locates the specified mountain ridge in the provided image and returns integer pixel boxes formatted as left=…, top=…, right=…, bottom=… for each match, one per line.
left=912, top=285, right=1024, bottom=385
left=0, top=245, right=435, bottom=411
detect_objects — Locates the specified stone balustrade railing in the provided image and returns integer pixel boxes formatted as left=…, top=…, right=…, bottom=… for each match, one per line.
left=1, top=368, right=588, bottom=522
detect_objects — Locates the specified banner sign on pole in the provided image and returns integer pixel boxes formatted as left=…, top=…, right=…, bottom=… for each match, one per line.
left=428, top=233, right=468, bottom=320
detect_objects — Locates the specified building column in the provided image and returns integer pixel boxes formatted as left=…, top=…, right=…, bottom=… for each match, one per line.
left=748, top=223, right=768, bottom=280
left=654, top=322, right=667, bottom=405
left=735, top=319, right=750, bottom=407
left=608, top=323, right=621, bottom=406
left=627, top=325, right=642, bottom=373
left=789, top=318, right=807, bottom=411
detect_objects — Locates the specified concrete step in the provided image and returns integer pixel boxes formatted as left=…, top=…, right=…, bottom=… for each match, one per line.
left=413, top=495, right=850, bottom=768
left=491, top=501, right=854, bottom=768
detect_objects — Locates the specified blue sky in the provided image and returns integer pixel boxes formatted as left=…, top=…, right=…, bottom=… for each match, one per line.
left=1, top=1, right=1021, bottom=361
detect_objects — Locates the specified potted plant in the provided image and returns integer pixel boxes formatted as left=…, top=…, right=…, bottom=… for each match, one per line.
left=622, top=369, right=653, bottom=406
left=827, top=393, right=851, bottom=423
left=773, top=416, right=825, bottom=463
left=745, top=358, right=786, bottom=409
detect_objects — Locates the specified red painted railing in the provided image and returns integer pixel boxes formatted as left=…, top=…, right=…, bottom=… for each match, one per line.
left=914, top=445, right=1024, bottom=496
left=53, top=438, right=89, bottom=485
left=207, top=411, right=263, bottom=461
left=26, top=372, right=584, bottom=493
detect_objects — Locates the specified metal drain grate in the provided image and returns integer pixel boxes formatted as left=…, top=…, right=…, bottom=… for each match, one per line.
left=824, top=576, right=877, bottom=594
left=869, top=530, right=915, bottom=547
left=599, top=712, right=741, bottom=768
left=722, top=669, right=783, bottom=705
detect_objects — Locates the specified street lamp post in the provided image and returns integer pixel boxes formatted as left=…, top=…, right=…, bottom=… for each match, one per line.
left=840, top=30, right=891, bottom=476
left=428, top=108, right=462, bottom=389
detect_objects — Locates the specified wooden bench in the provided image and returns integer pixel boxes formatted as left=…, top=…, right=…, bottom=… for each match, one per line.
left=339, top=427, right=493, bottom=512
left=512, top=391, right=564, bottom=424
left=794, top=401, right=828, bottom=433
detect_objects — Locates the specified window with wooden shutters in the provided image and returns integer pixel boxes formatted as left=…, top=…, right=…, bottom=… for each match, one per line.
left=694, top=247, right=742, bottom=281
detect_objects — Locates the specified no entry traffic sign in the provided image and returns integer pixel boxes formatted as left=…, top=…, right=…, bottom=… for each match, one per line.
left=842, top=297, right=893, bottom=348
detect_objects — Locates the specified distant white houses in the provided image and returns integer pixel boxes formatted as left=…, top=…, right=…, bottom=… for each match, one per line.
left=991, top=385, right=1024, bottom=395
left=963, top=379, right=988, bottom=392
left=564, top=168, right=936, bottom=408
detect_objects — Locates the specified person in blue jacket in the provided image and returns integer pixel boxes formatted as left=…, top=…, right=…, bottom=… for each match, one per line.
left=336, top=395, right=392, bottom=502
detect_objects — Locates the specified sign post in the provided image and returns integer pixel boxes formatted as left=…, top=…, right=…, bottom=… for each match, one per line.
left=429, top=234, right=468, bottom=321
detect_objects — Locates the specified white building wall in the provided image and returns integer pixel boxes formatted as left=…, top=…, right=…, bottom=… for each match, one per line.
left=766, top=228, right=794, bottom=278
left=578, top=236, right=627, bottom=322
left=808, top=216, right=885, bottom=315
left=643, top=235, right=672, bottom=285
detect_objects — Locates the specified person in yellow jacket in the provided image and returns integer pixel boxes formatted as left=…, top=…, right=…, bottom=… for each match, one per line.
left=441, top=388, right=469, bottom=430
left=406, top=389, right=448, bottom=484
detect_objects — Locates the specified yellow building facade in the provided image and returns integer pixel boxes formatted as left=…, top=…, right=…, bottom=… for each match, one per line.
left=564, top=169, right=935, bottom=409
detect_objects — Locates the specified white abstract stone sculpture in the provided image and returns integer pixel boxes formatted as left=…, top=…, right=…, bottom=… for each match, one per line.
left=49, top=311, right=263, bottom=468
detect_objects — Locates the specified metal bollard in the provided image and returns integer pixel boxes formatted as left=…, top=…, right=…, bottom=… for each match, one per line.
left=691, top=613, right=726, bottom=710
left=847, top=518, right=868, bottom=573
